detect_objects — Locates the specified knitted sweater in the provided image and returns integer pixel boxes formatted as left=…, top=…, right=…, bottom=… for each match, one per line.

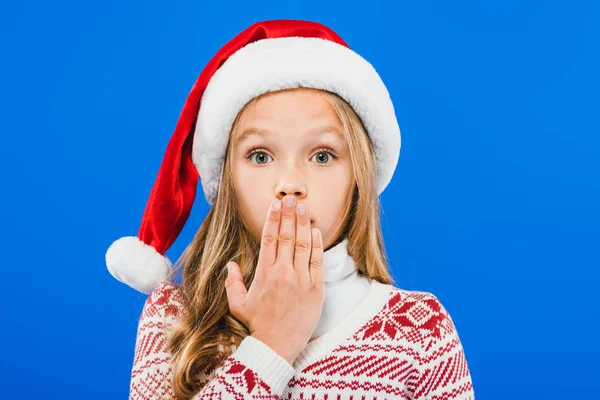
left=129, top=279, right=475, bottom=399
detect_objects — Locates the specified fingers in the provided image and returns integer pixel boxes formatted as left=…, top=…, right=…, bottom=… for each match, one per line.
left=255, top=195, right=322, bottom=289
left=293, top=201, right=313, bottom=284
left=256, top=199, right=283, bottom=270
left=309, top=228, right=324, bottom=288
left=275, top=195, right=297, bottom=266
left=224, top=261, right=247, bottom=320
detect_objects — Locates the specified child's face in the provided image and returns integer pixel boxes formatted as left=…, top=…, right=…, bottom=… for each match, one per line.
left=230, top=88, right=354, bottom=251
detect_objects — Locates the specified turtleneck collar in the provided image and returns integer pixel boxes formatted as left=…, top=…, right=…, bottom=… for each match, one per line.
left=312, top=237, right=372, bottom=340
left=322, top=238, right=356, bottom=283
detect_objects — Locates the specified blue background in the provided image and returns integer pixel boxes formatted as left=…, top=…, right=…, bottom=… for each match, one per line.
left=1, top=0, right=598, bottom=398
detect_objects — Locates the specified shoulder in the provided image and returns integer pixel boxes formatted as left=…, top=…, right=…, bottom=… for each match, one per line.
left=131, top=282, right=184, bottom=399
left=140, top=281, right=186, bottom=322
left=362, top=283, right=458, bottom=344
left=389, top=286, right=456, bottom=337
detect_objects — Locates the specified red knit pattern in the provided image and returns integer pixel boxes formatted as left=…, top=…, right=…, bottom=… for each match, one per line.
left=129, top=283, right=474, bottom=399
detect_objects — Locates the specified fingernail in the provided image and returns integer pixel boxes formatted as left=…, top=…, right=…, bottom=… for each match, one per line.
left=226, top=262, right=232, bottom=275
left=297, top=204, right=306, bottom=214
left=285, top=196, right=296, bottom=206
left=272, top=199, right=281, bottom=210
left=312, top=228, right=318, bottom=240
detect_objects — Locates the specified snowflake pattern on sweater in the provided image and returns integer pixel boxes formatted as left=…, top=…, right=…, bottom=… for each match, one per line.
left=129, top=280, right=474, bottom=399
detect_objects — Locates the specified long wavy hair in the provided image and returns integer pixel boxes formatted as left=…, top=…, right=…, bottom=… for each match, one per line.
left=164, top=88, right=395, bottom=399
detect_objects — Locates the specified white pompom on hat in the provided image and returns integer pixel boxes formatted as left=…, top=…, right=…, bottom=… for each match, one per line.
left=106, top=19, right=402, bottom=294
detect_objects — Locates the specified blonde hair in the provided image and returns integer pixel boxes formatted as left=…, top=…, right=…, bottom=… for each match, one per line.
left=164, top=88, right=395, bottom=399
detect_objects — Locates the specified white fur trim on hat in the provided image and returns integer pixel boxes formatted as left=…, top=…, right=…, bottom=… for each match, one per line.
left=105, top=236, right=172, bottom=294
left=192, top=36, right=401, bottom=206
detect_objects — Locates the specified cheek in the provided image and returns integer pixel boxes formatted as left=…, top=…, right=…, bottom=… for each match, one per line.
left=232, top=161, right=262, bottom=196
left=236, top=198, right=265, bottom=241
left=313, top=190, right=348, bottom=224
left=315, top=172, right=353, bottom=233
left=315, top=169, right=353, bottom=201
left=232, top=182, right=270, bottom=238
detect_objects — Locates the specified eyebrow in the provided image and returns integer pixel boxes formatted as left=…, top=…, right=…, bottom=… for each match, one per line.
left=235, top=126, right=345, bottom=145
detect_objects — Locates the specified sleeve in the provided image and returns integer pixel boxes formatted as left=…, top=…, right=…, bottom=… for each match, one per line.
left=411, top=295, right=475, bottom=400
left=129, top=282, right=296, bottom=400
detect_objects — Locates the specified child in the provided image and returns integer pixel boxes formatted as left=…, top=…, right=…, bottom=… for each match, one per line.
left=106, top=19, right=475, bottom=400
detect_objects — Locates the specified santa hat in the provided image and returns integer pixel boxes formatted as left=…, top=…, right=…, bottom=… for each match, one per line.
left=105, top=19, right=401, bottom=294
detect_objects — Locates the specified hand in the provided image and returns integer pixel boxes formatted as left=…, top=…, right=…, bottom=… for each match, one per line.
left=224, top=195, right=325, bottom=365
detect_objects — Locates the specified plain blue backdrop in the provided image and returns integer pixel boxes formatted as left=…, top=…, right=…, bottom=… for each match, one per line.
left=1, top=0, right=598, bottom=398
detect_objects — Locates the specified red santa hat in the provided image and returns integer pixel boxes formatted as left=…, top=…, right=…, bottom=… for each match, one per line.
left=105, top=19, right=401, bottom=294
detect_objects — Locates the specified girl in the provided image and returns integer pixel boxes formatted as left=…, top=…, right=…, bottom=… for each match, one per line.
left=106, top=19, right=474, bottom=400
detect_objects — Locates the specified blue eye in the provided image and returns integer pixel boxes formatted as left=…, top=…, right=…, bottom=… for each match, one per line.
left=245, top=148, right=338, bottom=165
left=247, top=151, right=272, bottom=165
left=311, top=151, right=335, bottom=164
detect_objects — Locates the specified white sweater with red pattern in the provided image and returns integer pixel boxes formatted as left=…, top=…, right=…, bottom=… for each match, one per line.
left=129, top=278, right=474, bottom=399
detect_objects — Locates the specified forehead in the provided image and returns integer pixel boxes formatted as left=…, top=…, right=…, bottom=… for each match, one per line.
left=235, top=126, right=345, bottom=145
left=233, top=88, right=345, bottom=144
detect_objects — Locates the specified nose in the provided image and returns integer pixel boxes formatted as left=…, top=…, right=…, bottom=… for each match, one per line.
left=279, top=192, right=302, bottom=200
left=275, top=166, right=307, bottom=207
left=277, top=193, right=314, bottom=223
left=276, top=183, right=306, bottom=202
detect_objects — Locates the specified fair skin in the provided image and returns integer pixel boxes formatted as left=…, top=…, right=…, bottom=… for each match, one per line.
left=224, top=88, right=355, bottom=364
left=231, top=88, right=354, bottom=251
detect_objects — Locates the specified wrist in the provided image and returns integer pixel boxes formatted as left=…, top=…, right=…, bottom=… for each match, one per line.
left=251, top=333, right=299, bottom=365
